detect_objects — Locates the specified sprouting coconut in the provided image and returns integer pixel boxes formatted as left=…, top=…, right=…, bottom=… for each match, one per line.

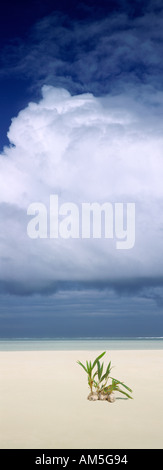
left=87, top=392, right=98, bottom=401
left=77, top=352, right=133, bottom=403
left=107, top=393, right=115, bottom=403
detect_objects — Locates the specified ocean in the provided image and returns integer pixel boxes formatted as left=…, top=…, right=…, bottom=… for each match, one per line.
left=0, top=337, right=163, bottom=351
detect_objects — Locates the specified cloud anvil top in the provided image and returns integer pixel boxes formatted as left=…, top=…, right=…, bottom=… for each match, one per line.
left=27, top=196, right=135, bottom=249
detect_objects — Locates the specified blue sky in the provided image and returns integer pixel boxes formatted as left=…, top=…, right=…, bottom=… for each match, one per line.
left=0, top=0, right=163, bottom=338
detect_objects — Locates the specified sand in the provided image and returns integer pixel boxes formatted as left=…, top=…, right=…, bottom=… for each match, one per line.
left=0, top=349, right=163, bottom=449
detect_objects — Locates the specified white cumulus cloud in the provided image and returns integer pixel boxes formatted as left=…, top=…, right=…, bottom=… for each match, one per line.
left=0, top=85, right=163, bottom=291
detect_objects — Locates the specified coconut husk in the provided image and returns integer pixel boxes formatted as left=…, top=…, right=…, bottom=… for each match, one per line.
left=107, top=392, right=116, bottom=403
left=87, top=392, right=99, bottom=401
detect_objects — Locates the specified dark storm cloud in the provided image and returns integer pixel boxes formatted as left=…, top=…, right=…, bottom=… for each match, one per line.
left=0, top=285, right=163, bottom=339
left=0, top=276, right=163, bottom=301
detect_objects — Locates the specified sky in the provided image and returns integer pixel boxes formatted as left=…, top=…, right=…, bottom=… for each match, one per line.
left=1, top=0, right=163, bottom=338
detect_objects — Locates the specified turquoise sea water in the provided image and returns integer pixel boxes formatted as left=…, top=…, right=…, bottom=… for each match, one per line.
left=0, top=337, right=163, bottom=351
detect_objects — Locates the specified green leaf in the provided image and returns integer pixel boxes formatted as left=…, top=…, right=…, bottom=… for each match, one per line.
left=86, top=360, right=91, bottom=375
left=77, top=361, right=88, bottom=374
left=116, top=387, right=133, bottom=399
left=97, top=360, right=102, bottom=380
left=110, top=377, right=132, bottom=393
left=100, top=372, right=108, bottom=382
left=92, top=351, right=106, bottom=369
left=98, top=363, right=104, bottom=382
left=106, top=361, right=112, bottom=375
left=97, top=360, right=100, bottom=378
left=93, top=370, right=98, bottom=379
left=101, top=361, right=112, bottom=382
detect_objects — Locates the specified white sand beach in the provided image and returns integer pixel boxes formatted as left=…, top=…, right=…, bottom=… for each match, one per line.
left=0, top=349, right=163, bottom=449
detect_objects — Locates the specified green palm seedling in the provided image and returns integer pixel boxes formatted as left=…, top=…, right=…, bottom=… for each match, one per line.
left=77, top=351, right=133, bottom=402
left=77, top=351, right=106, bottom=393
